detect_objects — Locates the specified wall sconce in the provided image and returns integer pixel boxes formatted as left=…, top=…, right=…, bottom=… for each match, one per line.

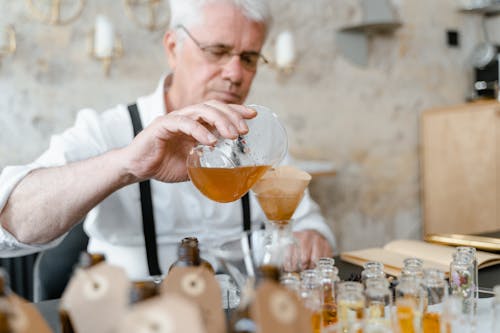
left=124, top=0, right=170, bottom=31
left=27, top=0, right=85, bottom=25
left=88, top=15, right=123, bottom=77
left=0, top=25, right=16, bottom=68
left=266, top=30, right=296, bottom=80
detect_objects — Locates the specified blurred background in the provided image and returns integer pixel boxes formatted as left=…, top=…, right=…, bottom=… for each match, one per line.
left=1, top=0, right=499, bottom=259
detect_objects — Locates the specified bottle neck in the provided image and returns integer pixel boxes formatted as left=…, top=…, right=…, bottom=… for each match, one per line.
left=178, top=246, right=201, bottom=265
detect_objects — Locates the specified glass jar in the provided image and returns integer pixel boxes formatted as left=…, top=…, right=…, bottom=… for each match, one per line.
left=361, top=261, right=385, bottom=287
left=449, top=252, right=475, bottom=320
left=317, top=264, right=339, bottom=328
left=422, top=269, right=447, bottom=333
left=364, top=277, right=392, bottom=332
left=395, top=275, right=424, bottom=333
left=300, top=270, right=322, bottom=333
left=337, top=281, right=364, bottom=332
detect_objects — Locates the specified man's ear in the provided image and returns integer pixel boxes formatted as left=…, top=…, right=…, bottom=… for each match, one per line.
left=163, top=30, right=177, bottom=71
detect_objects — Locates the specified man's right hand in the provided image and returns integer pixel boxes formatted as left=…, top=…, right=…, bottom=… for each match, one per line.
left=120, top=101, right=257, bottom=183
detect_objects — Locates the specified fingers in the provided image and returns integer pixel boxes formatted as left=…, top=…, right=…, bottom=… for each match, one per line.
left=160, top=114, right=217, bottom=146
left=294, top=230, right=334, bottom=270
left=174, top=101, right=256, bottom=140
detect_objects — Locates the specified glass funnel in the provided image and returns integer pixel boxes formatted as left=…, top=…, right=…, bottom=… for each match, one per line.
left=187, top=104, right=288, bottom=203
left=251, top=166, right=312, bottom=274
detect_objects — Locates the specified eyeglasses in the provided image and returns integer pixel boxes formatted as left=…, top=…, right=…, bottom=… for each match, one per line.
left=177, top=25, right=268, bottom=71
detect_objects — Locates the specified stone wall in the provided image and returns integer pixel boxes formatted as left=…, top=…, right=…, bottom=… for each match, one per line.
left=0, top=0, right=496, bottom=252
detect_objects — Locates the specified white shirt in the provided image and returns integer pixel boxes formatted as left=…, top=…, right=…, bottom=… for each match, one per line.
left=0, top=76, right=335, bottom=280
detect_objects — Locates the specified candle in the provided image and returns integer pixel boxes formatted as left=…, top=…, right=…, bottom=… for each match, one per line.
left=94, top=15, right=114, bottom=58
left=275, top=30, right=295, bottom=69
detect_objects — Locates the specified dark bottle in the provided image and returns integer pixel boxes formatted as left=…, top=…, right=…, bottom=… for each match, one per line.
left=60, top=252, right=106, bottom=333
left=229, top=264, right=281, bottom=333
left=169, top=237, right=214, bottom=273
left=0, top=269, right=13, bottom=333
left=129, top=281, right=159, bottom=304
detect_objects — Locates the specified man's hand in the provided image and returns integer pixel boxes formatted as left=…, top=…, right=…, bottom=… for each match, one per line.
left=121, top=101, right=256, bottom=183
left=294, top=230, right=334, bottom=269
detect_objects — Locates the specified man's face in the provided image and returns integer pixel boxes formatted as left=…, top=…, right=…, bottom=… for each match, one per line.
left=165, top=2, right=267, bottom=108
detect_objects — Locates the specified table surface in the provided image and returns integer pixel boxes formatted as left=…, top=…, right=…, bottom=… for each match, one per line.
left=35, top=255, right=500, bottom=333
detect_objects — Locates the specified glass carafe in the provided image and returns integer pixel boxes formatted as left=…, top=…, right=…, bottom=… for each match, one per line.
left=187, top=104, right=287, bottom=203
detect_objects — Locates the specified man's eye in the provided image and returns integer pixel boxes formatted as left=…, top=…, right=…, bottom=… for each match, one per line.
left=241, top=54, right=258, bottom=66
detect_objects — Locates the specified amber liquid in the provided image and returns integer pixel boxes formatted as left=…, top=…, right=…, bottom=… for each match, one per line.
left=396, top=305, right=416, bottom=333
left=311, top=311, right=322, bottom=333
left=423, top=312, right=442, bottom=333
left=322, top=286, right=337, bottom=327
left=188, top=165, right=270, bottom=203
left=255, top=191, right=304, bottom=221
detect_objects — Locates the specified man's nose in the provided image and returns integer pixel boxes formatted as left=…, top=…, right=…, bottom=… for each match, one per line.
left=221, top=55, right=244, bottom=85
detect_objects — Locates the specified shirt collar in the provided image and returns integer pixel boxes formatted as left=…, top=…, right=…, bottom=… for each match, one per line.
left=136, top=74, right=172, bottom=127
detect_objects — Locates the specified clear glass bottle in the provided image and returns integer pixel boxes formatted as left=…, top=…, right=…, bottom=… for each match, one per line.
left=449, top=252, right=475, bottom=321
left=169, top=237, right=214, bottom=273
left=261, top=220, right=302, bottom=274
left=317, top=262, right=339, bottom=328
left=300, top=269, right=322, bottom=333
left=364, top=277, right=392, bottom=331
left=395, top=275, right=424, bottom=333
left=337, top=281, right=364, bottom=332
left=455, top=247, right=478, bottom=318
left=401, top=258, right=424, bottom=279
left=361, top=261, right=385, bottom=287
left=422, top=269, right=447, bottom=333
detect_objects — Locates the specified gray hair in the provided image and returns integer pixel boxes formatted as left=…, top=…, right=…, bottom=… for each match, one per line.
left=169, top=0, right=272, bottom=32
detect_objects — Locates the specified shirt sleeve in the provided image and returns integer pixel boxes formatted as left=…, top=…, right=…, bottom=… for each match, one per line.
left=0, top=108, right=109, bottom=257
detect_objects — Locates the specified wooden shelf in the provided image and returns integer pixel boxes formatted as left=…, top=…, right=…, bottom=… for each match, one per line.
left=340, top=21, right=402, bottom=34
left=459, top=2, right=500, bottom=16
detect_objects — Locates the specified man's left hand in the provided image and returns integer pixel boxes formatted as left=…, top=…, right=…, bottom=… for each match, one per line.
left=294, top=230, right=334, bottom=270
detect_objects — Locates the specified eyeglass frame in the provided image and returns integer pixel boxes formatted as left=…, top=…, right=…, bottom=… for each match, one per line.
left=176, top=24, right=268, bottom=71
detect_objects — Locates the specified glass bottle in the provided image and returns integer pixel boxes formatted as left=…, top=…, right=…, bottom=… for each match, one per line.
left=401, top=258, right=424, bottom=279
left=455, top=247, right=478, bottom=318
left=337, top=281, right=364, bottom=333
left=300, top=269, right=322, bottom=333
left=316, top=260, right=339, bottom=328
left=261, top=220, right=302, bottom=274
left=361, top=261, right=385, bottom=287
left=169, top=237, right=214, bottom=273
left=129, top=280, right=159, bottom=304
left=422, top=269, right=447, bottom=333
left=395, top=275, right=424, bottom=333
left=60, top=251, right=107, bottom=333
left=364, top=277, right=392, bottom=331
left=449, top=252, right=475, bottom=321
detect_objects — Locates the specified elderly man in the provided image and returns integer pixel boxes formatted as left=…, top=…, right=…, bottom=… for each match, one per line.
left=0, top=0, right=334, bottom=280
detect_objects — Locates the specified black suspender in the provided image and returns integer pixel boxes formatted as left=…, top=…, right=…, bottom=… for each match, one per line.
left=241, top=193, right=251, bottom=231
left=127, top=104, right=162, bottom=276
left=127, top=103, right=252, bottom=277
